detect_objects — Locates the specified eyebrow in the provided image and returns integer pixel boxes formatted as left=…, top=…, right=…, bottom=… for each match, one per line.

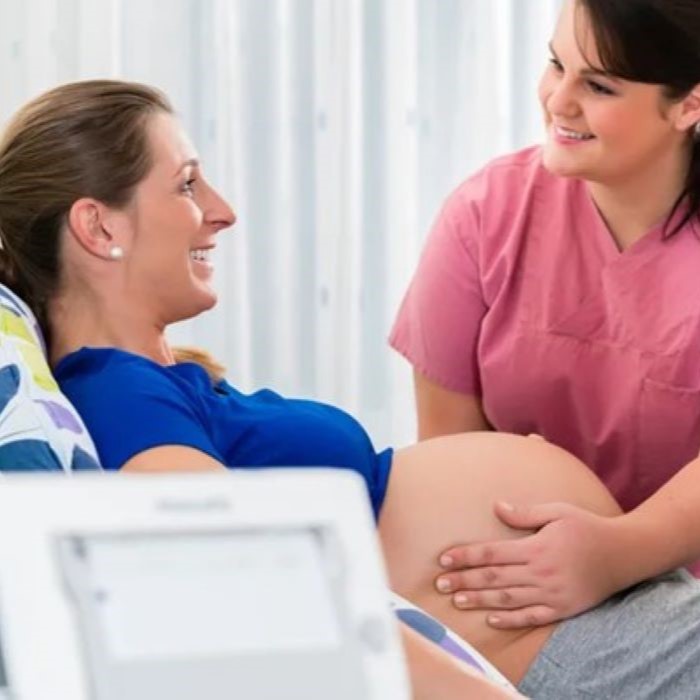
left=548, top=43, right=620, bottom=82
left=174, top=158, right=200, bottom=176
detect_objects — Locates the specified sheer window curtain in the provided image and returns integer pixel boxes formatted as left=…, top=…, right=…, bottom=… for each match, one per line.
left=0, top=0, right=560, bottom=449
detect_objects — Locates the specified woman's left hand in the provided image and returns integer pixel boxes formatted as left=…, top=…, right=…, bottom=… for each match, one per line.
left=434, top=501, right=623, bottom=629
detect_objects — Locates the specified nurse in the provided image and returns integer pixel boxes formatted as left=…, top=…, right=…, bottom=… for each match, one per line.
left=390, top=0, right=700, bottom=627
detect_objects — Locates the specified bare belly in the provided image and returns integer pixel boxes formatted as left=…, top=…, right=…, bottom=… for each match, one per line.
left=377, top=432, right=621, bottom=684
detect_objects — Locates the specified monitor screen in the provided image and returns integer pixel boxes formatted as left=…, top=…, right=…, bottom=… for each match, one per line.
left=64, top=529, right=343, bottom=661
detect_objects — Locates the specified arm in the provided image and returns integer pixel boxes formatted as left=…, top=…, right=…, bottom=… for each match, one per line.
left=122, top=444, right=226, bottom=472
left=58, top=353, right=230, bottom=472
left=389, top=179, right=490, bottom=425
left=610, top=453, right=700, bottom=582
left=434, top=453, right=700, bottom=629
left=414, top=370, right=490, bottom=440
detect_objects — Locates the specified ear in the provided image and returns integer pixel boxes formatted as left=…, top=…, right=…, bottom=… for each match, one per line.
left=66, top=198, right=125, bottom=260
left=673, top=85, right=700, bottom=134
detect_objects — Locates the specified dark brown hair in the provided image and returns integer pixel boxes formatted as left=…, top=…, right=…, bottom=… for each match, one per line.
left=577, top=0, right=700, bottom=235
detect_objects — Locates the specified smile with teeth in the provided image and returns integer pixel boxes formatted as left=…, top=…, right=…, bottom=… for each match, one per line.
left=190, top=248, right=212, bottom=263
left=555, top=125, right=595, bottom=141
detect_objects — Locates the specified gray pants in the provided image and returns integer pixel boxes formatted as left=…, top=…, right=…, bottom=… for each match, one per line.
left=518, top=569, right=700, bottom=699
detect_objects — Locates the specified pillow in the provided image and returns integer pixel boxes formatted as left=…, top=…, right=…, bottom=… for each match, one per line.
left=0, top=284, right=101, bottom=471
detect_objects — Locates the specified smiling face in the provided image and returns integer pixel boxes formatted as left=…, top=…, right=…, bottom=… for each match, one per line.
left=538, top=0, right=691, bottom=188
left=119, top=112, right=235, bottom=325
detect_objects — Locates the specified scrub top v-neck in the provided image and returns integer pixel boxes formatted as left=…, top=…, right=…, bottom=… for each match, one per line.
left=391, top=146, right=700, bottom=520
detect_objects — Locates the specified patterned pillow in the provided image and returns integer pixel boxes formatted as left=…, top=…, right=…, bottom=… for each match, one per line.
left=0, top=284, right=101, bottom=471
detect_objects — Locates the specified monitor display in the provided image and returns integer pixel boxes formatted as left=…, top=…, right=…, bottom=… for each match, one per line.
left=64, top=529, right=343, bottom=661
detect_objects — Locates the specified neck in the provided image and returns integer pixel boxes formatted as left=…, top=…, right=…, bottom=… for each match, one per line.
left=48, top=288, right=174, bottom=368
left=586, top=145, right=690, bottom=251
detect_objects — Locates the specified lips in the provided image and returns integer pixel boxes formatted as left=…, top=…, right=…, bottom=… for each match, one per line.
left=554, top=125, right=595, bottom=141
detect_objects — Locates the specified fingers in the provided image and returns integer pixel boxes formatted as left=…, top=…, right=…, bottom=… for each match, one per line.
left=493, top=500, right=570, bottom=531
left=439, top=539, right=530, bottom=571
left=449, top=585, right=545, bottom=612
left=436, top=564, right=539, bottom=596
left=486, top=605, right=559, bottom=630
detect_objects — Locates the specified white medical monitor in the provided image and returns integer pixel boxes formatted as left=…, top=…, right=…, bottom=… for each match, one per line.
left=0, top=469, right=410, bottom=700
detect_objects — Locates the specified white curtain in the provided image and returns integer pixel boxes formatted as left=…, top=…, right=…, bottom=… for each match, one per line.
left=0, top=0, right=561, bottom=449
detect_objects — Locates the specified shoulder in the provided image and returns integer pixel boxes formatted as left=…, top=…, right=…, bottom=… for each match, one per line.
left=442, top=146, right=579, bottom=249
left=435, top=147, right=546, bottom=236
left=451, top=146, right=553, bottom=200
left=56, top=347, right=163, bottom=388
left=55, top=348, right=202, bottom=411
left=55, top=348, right=220, bottom=470
left=446, top=146, right=559, bottom=213
left=479, top=144, right=546, bottom=181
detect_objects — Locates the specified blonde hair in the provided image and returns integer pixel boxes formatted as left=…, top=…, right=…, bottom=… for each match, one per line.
left=172, top=346, right=227, bottom=383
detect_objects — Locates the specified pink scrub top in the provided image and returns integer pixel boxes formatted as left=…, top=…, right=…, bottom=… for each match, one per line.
left=391, top=146, right=700, bottom=519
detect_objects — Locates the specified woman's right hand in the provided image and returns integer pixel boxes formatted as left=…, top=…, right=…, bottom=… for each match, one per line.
left=435, top=501, right=630, bottom=628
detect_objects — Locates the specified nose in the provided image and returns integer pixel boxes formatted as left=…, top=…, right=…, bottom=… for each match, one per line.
left=543, top=75, right=580, bottom=119
left=204, top=186, right=237, bottom=233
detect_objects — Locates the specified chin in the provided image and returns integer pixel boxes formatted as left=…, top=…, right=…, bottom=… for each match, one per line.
left=195, top=289, right=218, bottom=314
left=173, top=291, right=218, bottom=324
left=542, top=149, right=585, bottom=180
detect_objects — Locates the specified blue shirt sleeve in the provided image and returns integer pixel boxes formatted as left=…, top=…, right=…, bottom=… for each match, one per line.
left=57, top=348, right=394, bottom=520
left=57, top=351, right=224, bottom=470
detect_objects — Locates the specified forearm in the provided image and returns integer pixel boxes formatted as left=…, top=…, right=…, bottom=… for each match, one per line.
left=400, top=625, right=521, bottom=700
left=611, top=454, right=700, bottom=586
left=413, top=371, right=490, bottom=440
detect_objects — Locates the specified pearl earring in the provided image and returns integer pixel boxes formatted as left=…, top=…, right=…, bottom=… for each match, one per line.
left=109, top=246, right=124, bottom=260
left=695, top=122, right=700, bottom=138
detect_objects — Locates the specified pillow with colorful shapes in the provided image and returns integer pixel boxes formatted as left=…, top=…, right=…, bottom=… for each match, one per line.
left=0, top=284, right=101, bottom=471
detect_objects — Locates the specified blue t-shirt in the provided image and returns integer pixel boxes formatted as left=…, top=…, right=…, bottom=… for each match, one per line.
left=54, top=348, right=393, bottom=519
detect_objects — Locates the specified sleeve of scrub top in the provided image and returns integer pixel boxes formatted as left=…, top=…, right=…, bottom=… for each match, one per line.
left=389, top=178, right=488, bottom=395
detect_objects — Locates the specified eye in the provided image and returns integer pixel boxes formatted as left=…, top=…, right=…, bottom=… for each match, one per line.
left=548, top=57, right=564, bottom=73
left=587, top=80, right=616, bottom=96
left=181, top=178, right=197, bottom=195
